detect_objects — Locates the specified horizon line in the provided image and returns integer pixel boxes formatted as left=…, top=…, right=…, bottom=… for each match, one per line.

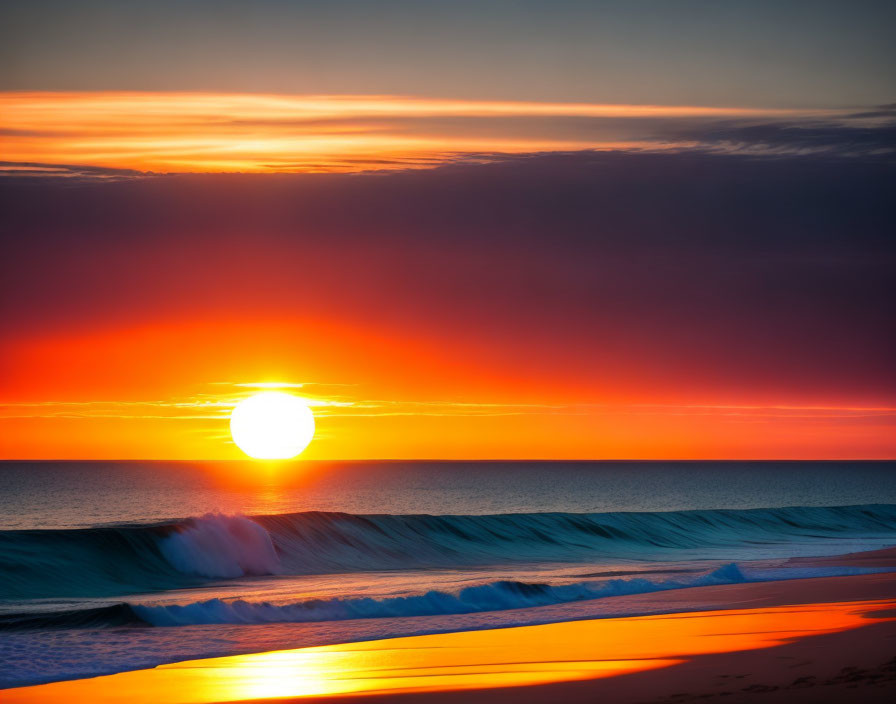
left=2, top=458, right=894, bottom=463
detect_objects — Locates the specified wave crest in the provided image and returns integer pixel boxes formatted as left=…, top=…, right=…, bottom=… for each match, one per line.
left=2, top=504, right=895, bottom=599
left=134, top=563, right=745, bottom=626
left=160, top=514, right=280, bottom=579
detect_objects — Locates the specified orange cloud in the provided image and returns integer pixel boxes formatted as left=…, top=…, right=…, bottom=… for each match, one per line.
left=0, top=92, right=834, bottom=173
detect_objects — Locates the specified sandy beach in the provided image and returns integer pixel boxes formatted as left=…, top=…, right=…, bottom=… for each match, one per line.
left=6, top=548, right=896, bottom=704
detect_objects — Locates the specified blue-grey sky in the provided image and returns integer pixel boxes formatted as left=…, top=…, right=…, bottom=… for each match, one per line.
left=1, top=0, right=894, bottom=107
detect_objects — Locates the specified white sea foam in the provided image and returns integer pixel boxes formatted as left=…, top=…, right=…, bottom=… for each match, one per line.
left=133, top=563, right=749, bottom=626
left=132, top=562, right=891, bottom=628
left=158, top=513, right=281, bottom=578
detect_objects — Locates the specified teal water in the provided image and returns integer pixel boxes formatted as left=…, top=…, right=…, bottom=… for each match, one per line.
left=1, top=460, right=895, bottom=688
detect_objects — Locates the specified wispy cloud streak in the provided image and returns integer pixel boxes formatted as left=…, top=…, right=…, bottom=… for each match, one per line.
left=3, top=393, right=893, bottom=423
left=1, top=92, right=889, bottom=174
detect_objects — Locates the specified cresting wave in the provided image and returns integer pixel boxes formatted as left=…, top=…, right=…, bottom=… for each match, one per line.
left=2, top=504, right=895, bottom=600
left=1, top=563, right=883, bottom=631
left=133, top=563, right=750, bottom=626
left=1, top=563, right=747, bottom=630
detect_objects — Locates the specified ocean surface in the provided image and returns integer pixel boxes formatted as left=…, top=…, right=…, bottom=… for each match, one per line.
left=2, top=460, right=895, bottom=688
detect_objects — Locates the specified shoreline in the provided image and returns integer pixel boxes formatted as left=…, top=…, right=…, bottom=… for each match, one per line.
left=299, top=615, right=896, bottom=704
left=5, top=556, right=896, bottom=703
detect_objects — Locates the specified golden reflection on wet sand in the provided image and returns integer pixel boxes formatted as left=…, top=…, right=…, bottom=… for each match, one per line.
left=5, top=599, right=893, bottom=703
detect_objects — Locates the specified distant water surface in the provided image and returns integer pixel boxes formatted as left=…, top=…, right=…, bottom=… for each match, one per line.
left=1, top=460, right=895, bottom=529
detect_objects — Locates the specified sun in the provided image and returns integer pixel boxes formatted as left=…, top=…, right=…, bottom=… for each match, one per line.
left=230, top=391, right=315, bottom=460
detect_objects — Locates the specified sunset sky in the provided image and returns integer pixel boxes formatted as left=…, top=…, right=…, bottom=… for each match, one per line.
left=1, top=0, right=894, bottom=459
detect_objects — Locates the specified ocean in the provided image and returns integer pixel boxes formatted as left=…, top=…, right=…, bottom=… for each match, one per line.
left=2, top=460, right=895, bottom=688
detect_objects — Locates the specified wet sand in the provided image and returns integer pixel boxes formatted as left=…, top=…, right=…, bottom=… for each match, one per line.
left=5, top=549, right=896, bottom=703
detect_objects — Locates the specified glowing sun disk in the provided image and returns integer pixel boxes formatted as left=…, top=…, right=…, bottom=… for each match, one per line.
left=229, top=391, right=315, bottom=460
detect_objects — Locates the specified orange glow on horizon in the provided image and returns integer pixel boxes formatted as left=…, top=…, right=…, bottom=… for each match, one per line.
left=0, top=316, right=894, bottom=460
left=4, top=599, right=893, bottom=703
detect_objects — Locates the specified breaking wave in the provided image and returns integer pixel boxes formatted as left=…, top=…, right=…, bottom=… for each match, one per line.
left=131, top=563, right=749, bottom=627
left=2, top=504, right=895, bottom=600
left=0, top=563, right=749, bottom=630
left=2, top=562, right=882, bottom=631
